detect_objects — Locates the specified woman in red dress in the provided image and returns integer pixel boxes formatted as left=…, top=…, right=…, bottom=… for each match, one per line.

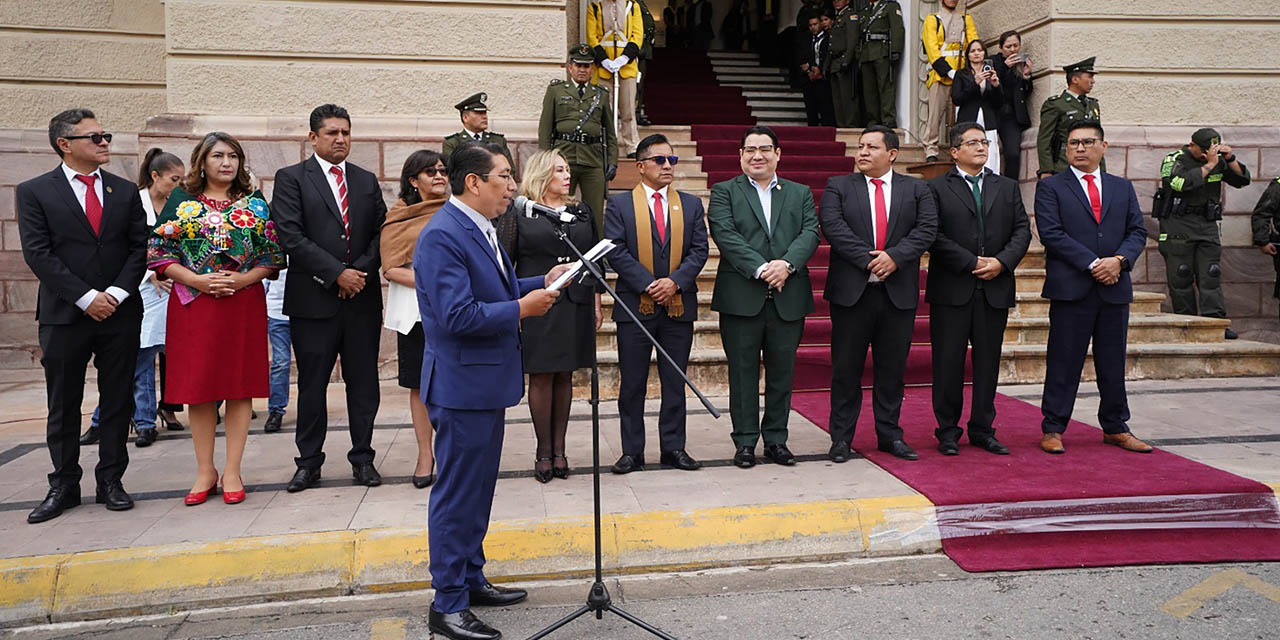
left=147, top=132, right=286, bottom=505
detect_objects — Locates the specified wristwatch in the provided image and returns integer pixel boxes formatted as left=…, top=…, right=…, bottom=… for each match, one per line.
left=1114, top=255, right=1130, bottom=271
left=784, top=261, right=796, bottom=274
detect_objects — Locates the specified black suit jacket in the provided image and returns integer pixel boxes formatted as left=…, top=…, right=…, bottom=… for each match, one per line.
left=271, top=156, right=386, bottom=319
left=798, top=31, right=828, bottom=77
left=17, top=166, right=148, bottom=326
left=925, top=169, right=1031, bottom=308
left=951, top=70, right=1004, bottom=129
left=604, top=189, right=709, bottom=323
left=818, top=172, right=938, bottom=311
left=991, top=52, right=1034, bottom=129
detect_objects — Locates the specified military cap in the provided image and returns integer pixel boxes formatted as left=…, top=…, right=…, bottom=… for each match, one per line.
left=1063, top=57, right=1097, bottom=75
left=454, top=92, right=488, bottom=113
left=568, top=43, right=595, bottom=64
left=1192, top=127, right=1222, bottom=149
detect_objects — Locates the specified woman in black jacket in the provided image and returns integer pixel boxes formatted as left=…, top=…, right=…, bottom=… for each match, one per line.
left=951, top=39, right=1004, bottom=174
left=990, top=30, right=1035, bottom=180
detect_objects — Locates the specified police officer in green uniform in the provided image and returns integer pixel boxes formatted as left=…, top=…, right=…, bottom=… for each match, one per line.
left=636, top=0, right=656, bottom=126
left=858, top=0, right=903, bottom=128
left=441, top=92, right=514, bottom=168
left=1036, top=57, right=1102, bottom=178
left=1251, top=175, right=1280, bottom=324
left=539, top=44, right=619, bottom=232
left=825, top=0, right=862, bottom=128
left=1155, top=128, right=1251, bottom=337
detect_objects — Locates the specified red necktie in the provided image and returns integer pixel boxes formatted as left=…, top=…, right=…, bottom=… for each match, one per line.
left=75, top=174, right=102, bottom=235
left=1083, top=174, right=1102, bottom=223
left=653, top=192, right=667, bottom=244
left=330, top=165, right=350, bottom=258
left=871, top=178, right=888, bottom=251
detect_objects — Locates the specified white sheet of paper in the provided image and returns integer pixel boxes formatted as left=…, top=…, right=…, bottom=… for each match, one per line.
left=547, top=240, right=617, bottom=291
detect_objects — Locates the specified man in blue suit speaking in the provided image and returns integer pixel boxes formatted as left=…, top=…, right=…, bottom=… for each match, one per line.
left=414, top=142, right=566, bottom=640
left=1034, top=120, right=1152, bottom=456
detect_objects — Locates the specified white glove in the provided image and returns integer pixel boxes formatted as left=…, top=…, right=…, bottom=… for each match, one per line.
left=615, top=55, right=630, bottom=68
left=947, top=68, right=956, bottom=80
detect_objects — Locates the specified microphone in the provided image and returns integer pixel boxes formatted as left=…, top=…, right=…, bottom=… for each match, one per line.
left=514, top=195, right=579, bottom=224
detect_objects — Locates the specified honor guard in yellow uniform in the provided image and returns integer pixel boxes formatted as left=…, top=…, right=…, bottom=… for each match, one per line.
left=920, top=0, right=977, bottom=160
left=588, top=0, right=644, bottom=157
left=441, top=93, right=514, bottom=169
left=1036, top=57, right=1102, bottom=178
left=540, top=44, right=620, bottom=231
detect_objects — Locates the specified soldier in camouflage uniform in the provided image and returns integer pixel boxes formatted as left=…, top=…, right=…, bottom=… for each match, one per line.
left=1251, top=175, right=1280, bottom=323
left=857, top=0, right=903, bottom=128
left=1156, top=128, right=1251, bottom=337
left=1036, top=57, right=1102, bottom=178
left=441, top=92, right=514, bottom=168
left=539, top=44, right=619, bottom=232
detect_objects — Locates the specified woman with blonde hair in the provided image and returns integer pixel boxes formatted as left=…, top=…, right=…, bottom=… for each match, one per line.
left=147, top=132, right=285, bottom=505
left=512, top=150, right=602, bottom=482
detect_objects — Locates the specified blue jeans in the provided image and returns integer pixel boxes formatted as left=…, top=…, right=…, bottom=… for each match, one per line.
left=268, top=317, right=292, bottom=415
left=92, top=344, right=163, bottom=431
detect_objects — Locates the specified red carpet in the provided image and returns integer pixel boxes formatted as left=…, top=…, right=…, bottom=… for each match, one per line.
left=790, top=390, right=1280, bottom=571
left=646, top=49, right=755, bottom=125
left=667, top=49, right=1280, bottom=572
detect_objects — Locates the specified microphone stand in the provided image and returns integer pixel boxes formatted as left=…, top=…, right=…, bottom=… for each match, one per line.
left=525, top=212, right=720, bottom=640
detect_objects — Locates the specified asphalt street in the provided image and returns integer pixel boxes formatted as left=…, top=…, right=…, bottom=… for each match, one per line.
left=6, top=557, right=1277, bottom=640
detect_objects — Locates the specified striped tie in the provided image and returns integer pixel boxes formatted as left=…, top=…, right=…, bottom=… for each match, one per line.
left=330, top=165, right=350, bottom=259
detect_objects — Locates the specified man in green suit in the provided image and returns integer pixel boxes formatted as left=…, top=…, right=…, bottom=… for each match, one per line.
left=707, top=126, right=820, bottom=468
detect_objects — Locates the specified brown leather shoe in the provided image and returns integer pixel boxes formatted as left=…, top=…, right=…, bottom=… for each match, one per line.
left=1040, top=433, right=1065, bottom=454
left=1103, top=432, right=1154, bottom=453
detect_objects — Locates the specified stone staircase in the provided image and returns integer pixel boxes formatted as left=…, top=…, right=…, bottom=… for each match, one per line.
left=705, top=50, right=807, bottom=125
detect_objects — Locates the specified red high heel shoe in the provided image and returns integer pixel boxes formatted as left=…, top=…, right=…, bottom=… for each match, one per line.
left=184, top=473, right=220, bottom=506
left=221, top=474, right=246, bottom=505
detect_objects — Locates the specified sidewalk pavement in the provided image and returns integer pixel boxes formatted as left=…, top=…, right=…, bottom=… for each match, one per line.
left=1, top=369, right=1278, bottom=625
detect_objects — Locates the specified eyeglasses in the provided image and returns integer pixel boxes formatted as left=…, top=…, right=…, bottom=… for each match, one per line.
left=1066, top=138, right=1100, bottom=149
left=62, top=133, right=113, bottom=145
left=641, top=155, right=680, bottom=166
left=958, top=139, right=991, bottom=149
left=478, top=173, right=516, bottom=183
left=741, top=145, right=776, bottom=155
left=421, top=167, right=447, bottom=177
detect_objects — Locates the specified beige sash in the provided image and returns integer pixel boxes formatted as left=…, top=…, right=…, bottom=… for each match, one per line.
left=631, top=184, right=684, bottom=316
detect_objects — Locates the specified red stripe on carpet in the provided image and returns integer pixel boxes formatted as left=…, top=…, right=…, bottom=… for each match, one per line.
left=790, top=390, right=1280, bottom=571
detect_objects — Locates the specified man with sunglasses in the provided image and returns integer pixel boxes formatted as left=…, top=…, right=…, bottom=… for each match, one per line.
left=1035, top=120, right=1151, bottom=455
left=18, top=108, right=148, bottom=523
left=925, top=122, right=1030, bottom=457
left=604, top=133, right=709, bottom=474
left=707, top=126, right=819, bottom=468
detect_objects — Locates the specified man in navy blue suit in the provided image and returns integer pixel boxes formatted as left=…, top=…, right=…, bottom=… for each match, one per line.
left=1034, top=120, right=1152, bottom=455
left=414, top=143, right=567, bottom=640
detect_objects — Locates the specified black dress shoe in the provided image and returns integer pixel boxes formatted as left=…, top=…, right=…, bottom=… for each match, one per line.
left=732, top=446, right=756, bottom=468
left=352, top=463, right=382, bottom=487
left=286, top=467, right=321, bottom=493
left=263, top=412, right=283, bottom=433
left=637, top=113, right=653, bottom=126
left=971, top=436, right=1011, bottom=455
left=428, top=607, right=501, bottom=640
left=27, top=485, right=80, bottom=524
left=95, top=481, right=134, bottom=511
left=413, top=461, right=436, bottom=489
left=134, top=428, right=157, bottom=448
left=828, top=441, right=851, bottom=463
left=937, top=439, right=959, bottom=456
left=659, top=449, right=702, bottom=471
left=611, top=454, right=644, bottom=474
left=878, top=440, right=919, bottom=461
left=1225, top=328, right=1239, bottom=340
left=79, top=426, right=100, bottom=445
left=763, top=443, right=797, bottom=466
left=470, top=582, right=528, bottom=607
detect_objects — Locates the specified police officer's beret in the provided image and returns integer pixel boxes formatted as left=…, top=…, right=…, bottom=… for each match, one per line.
left=1063, top=57, right=1096, bottom=75
left=454, top=92, right=488, bottom=113
left=568, top=43, right=595, bottom=64
left=1192, top=128, right=1221, bottom=149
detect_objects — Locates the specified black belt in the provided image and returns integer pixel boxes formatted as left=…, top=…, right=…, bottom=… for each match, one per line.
left=554, top=132, right=602, bottom=144
left=864, top=33, right=889, bottom=42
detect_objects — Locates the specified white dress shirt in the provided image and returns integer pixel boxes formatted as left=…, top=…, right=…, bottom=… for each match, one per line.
left=61, top=163, right=130, bottom=310
left=1069, top=165, right=1106, bottom=269
left=462, top=126, right=484, bottom=141
left=450, top=196, right=507, bottom=281
left=863, top=170, right=894, bottom=282
left=311, top=154, right=349, bottom=216
left=640, top=182, right=671, bottom=231
left=749, top=174, right=780, bottom=279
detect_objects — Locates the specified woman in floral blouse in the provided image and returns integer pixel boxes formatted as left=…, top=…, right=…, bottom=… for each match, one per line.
left=147, top=132, right=286, bottom=506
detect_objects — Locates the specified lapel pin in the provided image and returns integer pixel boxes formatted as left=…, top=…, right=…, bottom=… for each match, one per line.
left=106, top=186, right=113, bottom=194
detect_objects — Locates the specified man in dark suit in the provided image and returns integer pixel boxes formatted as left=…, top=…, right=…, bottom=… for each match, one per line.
left=605, top=133, right=709, bottom=473
left=818, top=125, right=937, bottom=462
left=272, top=104, right=387, bottom=491
left=708, top=126, right=819, bottom=468
left=1035, top=120, right=1151, bottom=455
left=798, top=15, right=835, bottom=126
left=415, top=143, right=564, bottom=640
left=926, top=122, right=1031, bottom=456
left=17, top=108, right=147, bottom=523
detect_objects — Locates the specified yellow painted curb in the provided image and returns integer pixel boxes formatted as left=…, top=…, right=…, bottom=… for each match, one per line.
left=0, top=496, right=938, bottom=625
